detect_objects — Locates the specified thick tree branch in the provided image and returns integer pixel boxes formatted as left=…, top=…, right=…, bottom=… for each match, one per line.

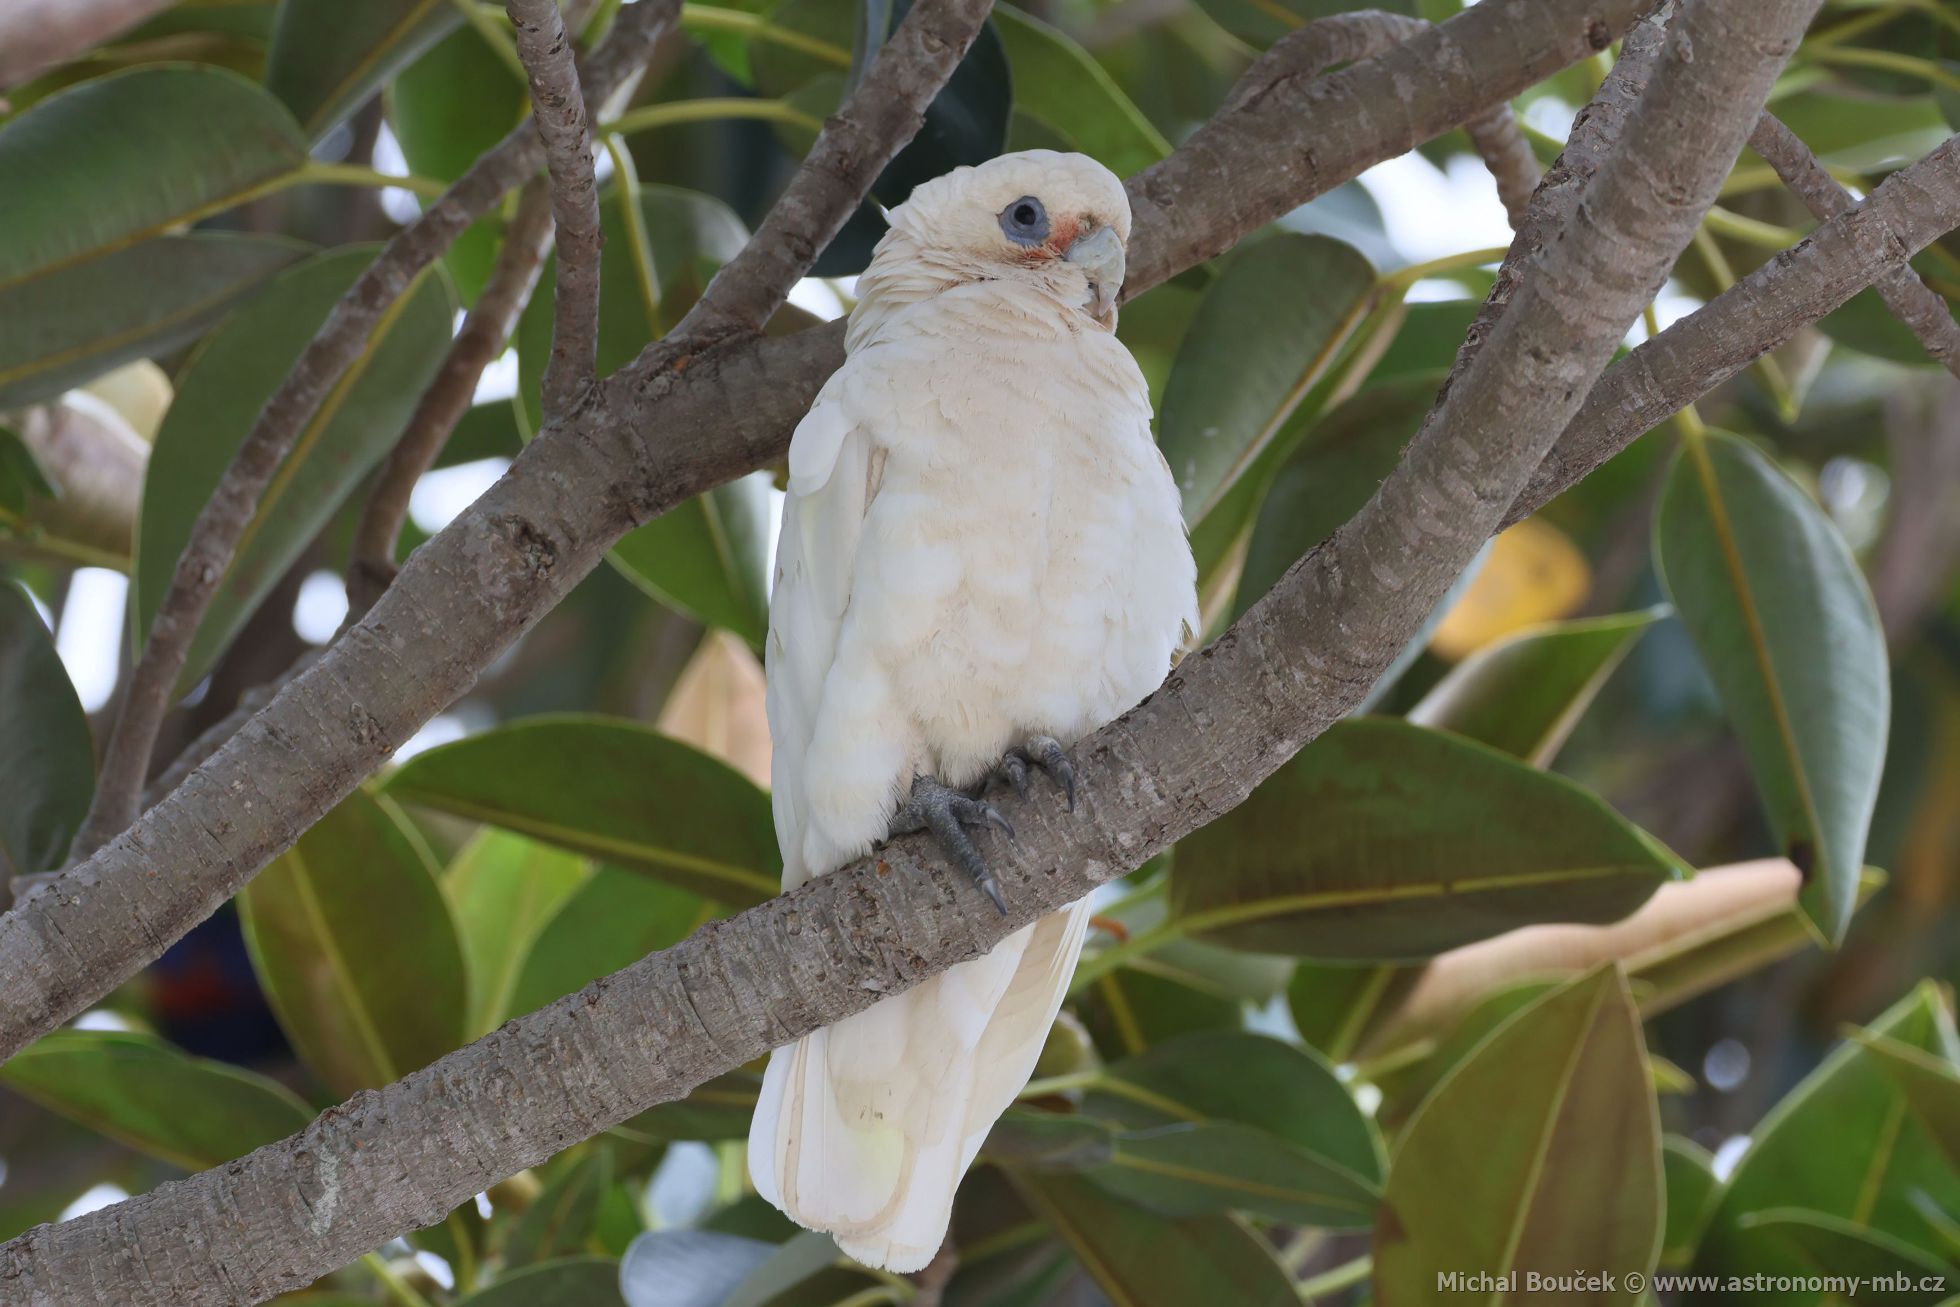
left=62, top=0, right=682, bottom=861
left=0, top=0, right=1816, bottom=1299
left=348, top=182, right=557, bottom=614
left=509, top=0, right=605, bottom=415
left=1748, top=112, right=1960, bottom=377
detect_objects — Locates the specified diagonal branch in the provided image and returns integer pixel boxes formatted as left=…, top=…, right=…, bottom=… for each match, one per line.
left=509, top=0, right=606, bottom=415
left=0, top=0, right=1820, bottom=1298
left=61, top=0, right=682, bottom=862
left=1748, top=112, right=1960, bottom=377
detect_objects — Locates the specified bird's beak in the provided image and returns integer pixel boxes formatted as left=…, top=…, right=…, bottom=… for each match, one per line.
left=1065, top=225, right=1124, bottom=327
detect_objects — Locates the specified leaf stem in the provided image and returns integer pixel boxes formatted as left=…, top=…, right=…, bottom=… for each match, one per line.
left=680, top=3, right=854, bottom=65
left=1380, top=245, right=1510, bottom=288
left=1809, top=45, right=1960, bottom=95
left=607, top=97, right=826, bottom=136
left=1298, top=1253, right=1373, bottom=1299
left=1018, top=1069, right=1106, bottom=1098
left=301, top=162, right=451, bottom=200
left=363, top=1253, right=435, bottom=1307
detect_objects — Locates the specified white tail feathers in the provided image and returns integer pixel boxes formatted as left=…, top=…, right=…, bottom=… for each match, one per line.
left=748, top=900, right=1092, bottom=1272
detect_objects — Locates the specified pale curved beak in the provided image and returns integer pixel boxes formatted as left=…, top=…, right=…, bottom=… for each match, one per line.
left=1065, top=225, right=1124, bottom=325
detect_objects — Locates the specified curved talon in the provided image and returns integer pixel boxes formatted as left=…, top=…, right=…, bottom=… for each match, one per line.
left=996, top=736, right=1077, bottom=812
left=889, top=776, right=1013, bottom=915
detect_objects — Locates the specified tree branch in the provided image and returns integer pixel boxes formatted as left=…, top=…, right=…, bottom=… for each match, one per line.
left=61, top=0, right=682, bottom=862
left=509, top=0, right=605, bottom=416
left=1748, top=112, right=1960, bottom=377
left=348, top=181, right=557, bottom=615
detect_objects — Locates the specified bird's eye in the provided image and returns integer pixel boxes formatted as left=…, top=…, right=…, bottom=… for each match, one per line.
left=999, top=195, right=1049, bottom=246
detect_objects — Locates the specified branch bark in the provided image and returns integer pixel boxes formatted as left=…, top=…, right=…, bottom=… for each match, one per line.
left=0, top=0, right=1820, bottom=1299
left=62, top=0, right=682, bottom=861
left=509, top=0, right=605, bottom=416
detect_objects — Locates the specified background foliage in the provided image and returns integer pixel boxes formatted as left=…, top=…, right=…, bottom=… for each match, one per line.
left=2, top=0, right=1958, bottom=1303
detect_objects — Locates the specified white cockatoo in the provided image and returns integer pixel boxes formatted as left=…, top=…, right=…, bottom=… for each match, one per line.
left=748, top=150, right=1198, bottom=1272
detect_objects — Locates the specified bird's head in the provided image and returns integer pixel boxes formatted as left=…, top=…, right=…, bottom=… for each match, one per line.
left=876, top=150, right=1132, bottom=327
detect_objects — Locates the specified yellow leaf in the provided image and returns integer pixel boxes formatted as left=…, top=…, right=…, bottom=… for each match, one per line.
left=1431, top=518, right=1590, bottom=660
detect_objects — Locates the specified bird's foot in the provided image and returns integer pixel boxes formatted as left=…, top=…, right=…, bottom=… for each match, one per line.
left=994, top=735, right=1077, bottom=812
left=889, top=776, right=1014, bottom=916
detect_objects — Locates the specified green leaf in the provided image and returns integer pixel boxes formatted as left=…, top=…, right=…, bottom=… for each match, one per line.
left=992, top=7, right=1169, bottom=178
left=1406, top=609, right=1664, bottom=767
left=1373, top=967, right=1661, bottom=1307
left=1012, top=1171, right=1299, bottom=1307
left=1744, top=1210, right=1956, bottom=1305
left=240, top=788, right=469, bottom=1096
left=385, top=715, right=781, bottom=904
left=1081, top=1031, right=1383, bottom=1187
left=0, top=67, right=309, bottom=291
left=0, top=233, right=307, bottom=409
left=267, top=0, right=462, bottom=139
left=0, top=582, right=94, bottom=877
left=389, top=24, right=528, bottom=302
left=1193, top=0, right=1415, bottom=50
left=608, top=472, right=774, bottom=650
left=508, top=866, right=710, bottom=1018
left=135, top=246, right=455, bottom=690
left=1656, top=431, right=1890, bottom=944
left=1090, top=1121, right=1380, bottom=1228
left=456, top=1256, right=626, bottom=1306
left=505, top=1151, right=612, bottom=1267
left=1077, top=966, right=1242, bottom=1056
left=1696, top=984, right=1960, bottom=1297
left=0, top=1030, right=311, bottom=1172
left=444, top=829, right=590, bottom=1036
left=624, top=1068, right=764, bottom=1143
left=982, top=1109, right=1119, bottom=1169
left=1661, top=1137, right=1719, bottom=1268
left=1157, top=234, right=1378, bottom=527
left=0, top=428, right=57, bottom=513
left=1820, top=286, right=1958, bottom=367
left=1856, top=1029, right=1960, bottom=1172
left=1170, top=718, right=1684, bottom=959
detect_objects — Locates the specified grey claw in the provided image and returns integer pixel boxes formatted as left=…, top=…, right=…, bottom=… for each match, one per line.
left=891, top=776, right=1013, bottom=915
left=1000, top=736, right=1077, bottom=812
left=999, top=751, right=1031, bottom=801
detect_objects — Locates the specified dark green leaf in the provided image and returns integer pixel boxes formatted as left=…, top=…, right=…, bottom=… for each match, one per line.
left=1374, top=967, right=1661, bottom=1307
left=456, top=1256, right=625, bottom=1307
left=1656, top=431, right=1889, bottom=943
left=508, top=866, right=710, bottom=1018
left=982, top=1109, right=1118, bottom=1170
left=135, top=246, right=456, bottom=691
left=1158, top=234, right=1378, bottom=527
left=1406, top=608, right=1664, bottom=767
left=992, top=7, right=1168, bottom=178
left=444, top=829, right=589, bottom=1036
left=1193, top=0, right=1415, bottom=50
left=267, top=0, right=462, bottom=139
left=624, top=1068, right=763, bottom=1143
left=0, top=1030, right=311, bottom=1171
left=1012, top=1171, right=1298, bottom=1307
left=505, top=1151, right=611, bottom=1267
left=240, top=788, right=469, bottom=1095
left=0, top=67, right=308, bottom=290
left=1820, top=286, right=1959, bottom=367
left=1744, top=1210, right=1956, bottom=1305
left=1661, top=1137, right=1719, bottom=1268
left=1170, top=718, right=1684, bottom=959
left=1287, top=962, right=1408, bottom=1063
left=608, top=472, right=774, bottom=649
left=0, top=233, right=307, bottom=409
left=1091, top=1121, right=1380, bottom=1228
left=386, top=716, right=780, bottom=904
left=0, top=582, right=93, bottom=877
left=1077, top=966, right=1242, bottom=1055
left=0, top=427, right=56, bottom=513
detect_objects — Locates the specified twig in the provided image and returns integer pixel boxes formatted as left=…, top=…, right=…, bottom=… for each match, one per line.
left=509, top=0, right=605, bottom=416
left=348, top=182, right=556, bottom=615
left=61, top=0, right=682, bottom=861
left=1749, top=112, right=1960, bottom=377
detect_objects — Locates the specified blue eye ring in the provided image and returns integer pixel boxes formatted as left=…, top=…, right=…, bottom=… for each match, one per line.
left=999, top=195, right=1049, bottom=246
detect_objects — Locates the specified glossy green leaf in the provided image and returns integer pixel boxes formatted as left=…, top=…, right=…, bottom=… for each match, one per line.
left=267, top=0, right=462, bottom=139
left=1287, top=962, right=1408, bottom=1062
left=993, top=7, right=1169, bottom=178
left=444, top=829, right=590, bottom=1035
left=0, top=583, right=93, bottom=877
left=0, top=67, right=308, bottom=291
left=1696, top=984, right=1960, bottom=1298
left=1170, top=718, right=1684, bottom=959
left=0, top=233, right=306, bottom=409
left=1661, top=1137, right=1720, bottom=1268
left=1091, top=1121, right=1380, bottom=1228
left=389, top=24, right=528, bottom=301
left=0, top=1030, right=311, bottom=1172
left=1012, top=1171, right=1299, bottom=1307
left=1157, top=234, right=1378, bottom=526
left=1193, top=0, right=1415, bottom=50
left=0, top=428, right=56, bottom=513
left=506, top=1151, right=612, bottom=1267
left=1374, top=967, right=1661, bottom=1307
left=608, top=472, right=775, bottom=650
left=1744, top=1210, right=1956, bottom=1305
left=1407, top=609, right=1664, bottom=766
left=1082, top=1030, right=1383, bottom=1186
left=1656, top=431, right=1889, bottom=944
left=135, top=246, right=456, bottom=690
left=386, top=716, right=780, bottom=904
left=624, top=1068, right=764, bottom=1143
left=1820, top=286, right=1958, bottom=367
left=1857, top=1029, right=1960, bottom=1172
left=508, top=867, right=711, bottom=1018
left=240, top=788, right=469, bottom=1096
left=983, top=1109, right=1119, bottom=1170
left=456, top=1256, right=625, bottom=1307
left=1077, top=966, right=1242, bottom=1056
